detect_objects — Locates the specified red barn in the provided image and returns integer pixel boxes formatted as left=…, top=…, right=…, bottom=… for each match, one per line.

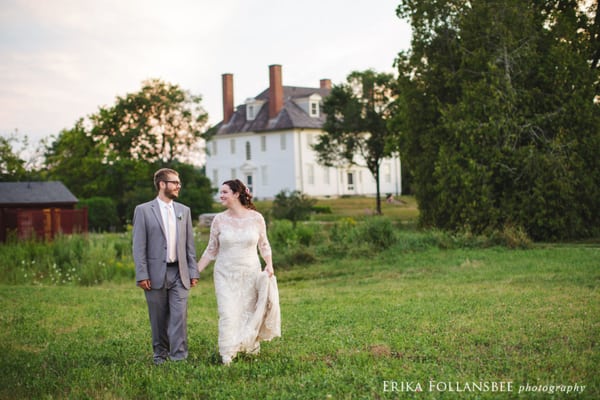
left=0, top=181, right=88, bottom=242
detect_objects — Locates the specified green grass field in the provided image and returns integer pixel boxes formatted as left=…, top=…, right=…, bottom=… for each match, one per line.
left=1, top=241, right=598, bottom=399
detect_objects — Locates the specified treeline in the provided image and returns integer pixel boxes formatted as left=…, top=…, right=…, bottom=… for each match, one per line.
left=1, top=80, right=214, bottom=230
left=2, top=1, right=599, bottom=241
left=389, top=0, right=600, bottom=241
left=302, top=1, right=599, bottom=241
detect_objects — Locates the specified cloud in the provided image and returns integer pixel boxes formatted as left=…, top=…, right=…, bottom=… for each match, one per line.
left=0, top=0, right=411, bottom=145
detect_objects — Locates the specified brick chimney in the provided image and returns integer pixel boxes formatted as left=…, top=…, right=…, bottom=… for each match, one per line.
left=268, top=64, right=283, bottom=119
left=222, top=73, right=234, bottom=124
left=320, top=79, right=332, bottom=89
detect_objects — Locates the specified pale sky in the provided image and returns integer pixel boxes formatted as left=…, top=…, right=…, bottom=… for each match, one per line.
left=0, top=0, right=411, bottom=149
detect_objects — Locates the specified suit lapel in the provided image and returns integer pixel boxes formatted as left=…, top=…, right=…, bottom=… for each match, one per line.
left=173, top=203, right=184, bottom=258
left=150, top=199, right=167, bottom=239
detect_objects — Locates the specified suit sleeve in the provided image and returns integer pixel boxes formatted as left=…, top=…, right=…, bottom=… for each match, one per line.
left=132, top=205, right=150, bottom=282
left=185, top=207, right=200, bottom=279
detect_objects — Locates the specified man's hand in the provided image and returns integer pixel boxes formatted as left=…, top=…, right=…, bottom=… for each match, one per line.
left=138, top=279, right=152, bottom=291
left=190, top=278, right=199, bottom=288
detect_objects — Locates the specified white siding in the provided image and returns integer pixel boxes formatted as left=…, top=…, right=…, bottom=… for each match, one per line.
left=204, top=129, right=402, bottom=199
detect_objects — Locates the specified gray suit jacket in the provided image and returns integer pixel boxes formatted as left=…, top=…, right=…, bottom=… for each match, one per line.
left=132, top=198, right=199, bottom=289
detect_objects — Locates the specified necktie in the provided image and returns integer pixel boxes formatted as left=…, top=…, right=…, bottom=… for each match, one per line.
left=167, top=205, right=177, bottom=262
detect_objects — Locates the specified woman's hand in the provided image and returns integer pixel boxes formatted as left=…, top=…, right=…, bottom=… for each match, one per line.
left=265, top=264, right=274, bottom=277
left=197, top=257, right=209, bottom=273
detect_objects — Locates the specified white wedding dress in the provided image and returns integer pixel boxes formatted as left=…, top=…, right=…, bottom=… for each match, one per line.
left=202, top=210, right=281, bottom=362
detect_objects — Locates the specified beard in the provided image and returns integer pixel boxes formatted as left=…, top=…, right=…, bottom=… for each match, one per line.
left=165, top=187, right=179, bottom=200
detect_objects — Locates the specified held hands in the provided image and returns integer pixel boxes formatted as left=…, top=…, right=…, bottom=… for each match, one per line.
left=138, top=279, right=151, bottom=291
left=139, top=279, right=198, bottom=289
left=197, top=259, right=209, bottom=273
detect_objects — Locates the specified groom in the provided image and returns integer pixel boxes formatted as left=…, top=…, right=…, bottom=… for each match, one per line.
left=132, top=168, right=199, bottom=364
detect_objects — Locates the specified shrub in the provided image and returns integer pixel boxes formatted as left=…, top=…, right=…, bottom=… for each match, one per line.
left=490, top=224, right=533, bottom=249
left=320, top=217, right=399, bottom=258
left=272, top=190, right=316, bottom=227
left=268, top=220, right=322, bottom=267
left=354, top=217, right=397, bottom=250
left=269, top=219, right=322, bottom=249
left=328, top=217, right=357, bottom=243
left=311, top=205, right=332, bottom=214
left=272, top=246, right=317, bottom=268
left=269, top=219, right=296, bottom=248
left=78, top=197, right=120, bottom=232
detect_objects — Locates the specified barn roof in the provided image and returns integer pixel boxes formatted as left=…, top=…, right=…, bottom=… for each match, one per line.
left=0, top=181, right=78, bottom=206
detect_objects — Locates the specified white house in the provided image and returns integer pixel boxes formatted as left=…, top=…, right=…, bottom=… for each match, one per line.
left=205, top=64, right=402, bottom=200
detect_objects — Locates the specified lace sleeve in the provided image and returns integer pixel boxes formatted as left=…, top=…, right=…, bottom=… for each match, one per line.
left=201, top=214, right=221, bottom=260
left=256, top=213, right=272, bottom=258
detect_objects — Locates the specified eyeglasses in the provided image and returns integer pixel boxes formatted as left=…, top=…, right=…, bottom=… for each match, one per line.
left=164, top=180, right=182, bottom=187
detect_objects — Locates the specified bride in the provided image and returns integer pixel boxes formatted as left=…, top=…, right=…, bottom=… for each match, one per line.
left=197, top=179, right=280, bottom=365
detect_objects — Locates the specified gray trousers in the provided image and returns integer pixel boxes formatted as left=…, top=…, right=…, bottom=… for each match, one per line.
left=144, top=267, right=190, bottom=362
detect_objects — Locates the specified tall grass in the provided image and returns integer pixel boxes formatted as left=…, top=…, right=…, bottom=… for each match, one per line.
left=0, top=233, right=135, bottom=285
left=268, top=217, right=533, bottom=269
left=0, top=216, right=533, bottom=286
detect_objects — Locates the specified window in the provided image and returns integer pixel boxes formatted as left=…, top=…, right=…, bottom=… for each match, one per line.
left=261, top=166, right=268, bottom=185
left=323, top=167, right=330, bottom=185
left=347, top=172, right=355, bottom=191
left=310, top=101, right=319, bottom=117
left=212, top=169, right=218, bottom=186
left=245, top=99, right=264, bottom=121
left=307, top=164, right=315, bottom=185
left=280, top=133, right=287, bottom=150
left=230, top=168, right=236, bottom=180
left=230, top=139, right=235, bottom=154
left=246, top=175, right=253, bottom=193
left=306, top=134, right=314, bottom=147
left=261, top=135, right=266, bottom=151
left=245, top=141, right=251, bottom=161
left=211, top=140, right=217, bottom=156
left=299, top=94, right=322, bottom=118
left=383, top=163, right=391, bottom=183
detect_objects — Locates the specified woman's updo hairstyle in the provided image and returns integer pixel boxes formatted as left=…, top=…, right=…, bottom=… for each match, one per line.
left=223, top=179, right=257, bottom=210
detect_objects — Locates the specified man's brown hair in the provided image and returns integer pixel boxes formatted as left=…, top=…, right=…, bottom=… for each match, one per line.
left=153, top=168, right=179, bottom=191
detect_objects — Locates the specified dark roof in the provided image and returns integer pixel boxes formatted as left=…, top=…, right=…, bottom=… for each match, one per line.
left=0, top=182, right=78, bottom=206
left=214, top=85, right=331, bottom=135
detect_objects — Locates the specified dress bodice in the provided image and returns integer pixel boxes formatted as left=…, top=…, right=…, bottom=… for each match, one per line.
left=202, top=210, right=272, bottom=270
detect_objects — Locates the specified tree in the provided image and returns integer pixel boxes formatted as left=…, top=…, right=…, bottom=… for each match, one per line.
left=77, top=197, right=120, bottom=232
left=0, top=132, right=43, bottom=181
left=44, top=119, right=108, bottom=198
left=272, top=190, right=316, bottom=227
left=0, top=134, right=27, bottom=181
left=91, top=79, right=208, bottom=164
left=44, top=80, right=214, bottom=228
left=392, top=0, right=600, bottom=240
left=313, top=70, right=397, bottom=215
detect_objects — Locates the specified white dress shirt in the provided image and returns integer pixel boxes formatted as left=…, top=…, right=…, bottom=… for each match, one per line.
left=157, top=197, right=177, bottom=262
